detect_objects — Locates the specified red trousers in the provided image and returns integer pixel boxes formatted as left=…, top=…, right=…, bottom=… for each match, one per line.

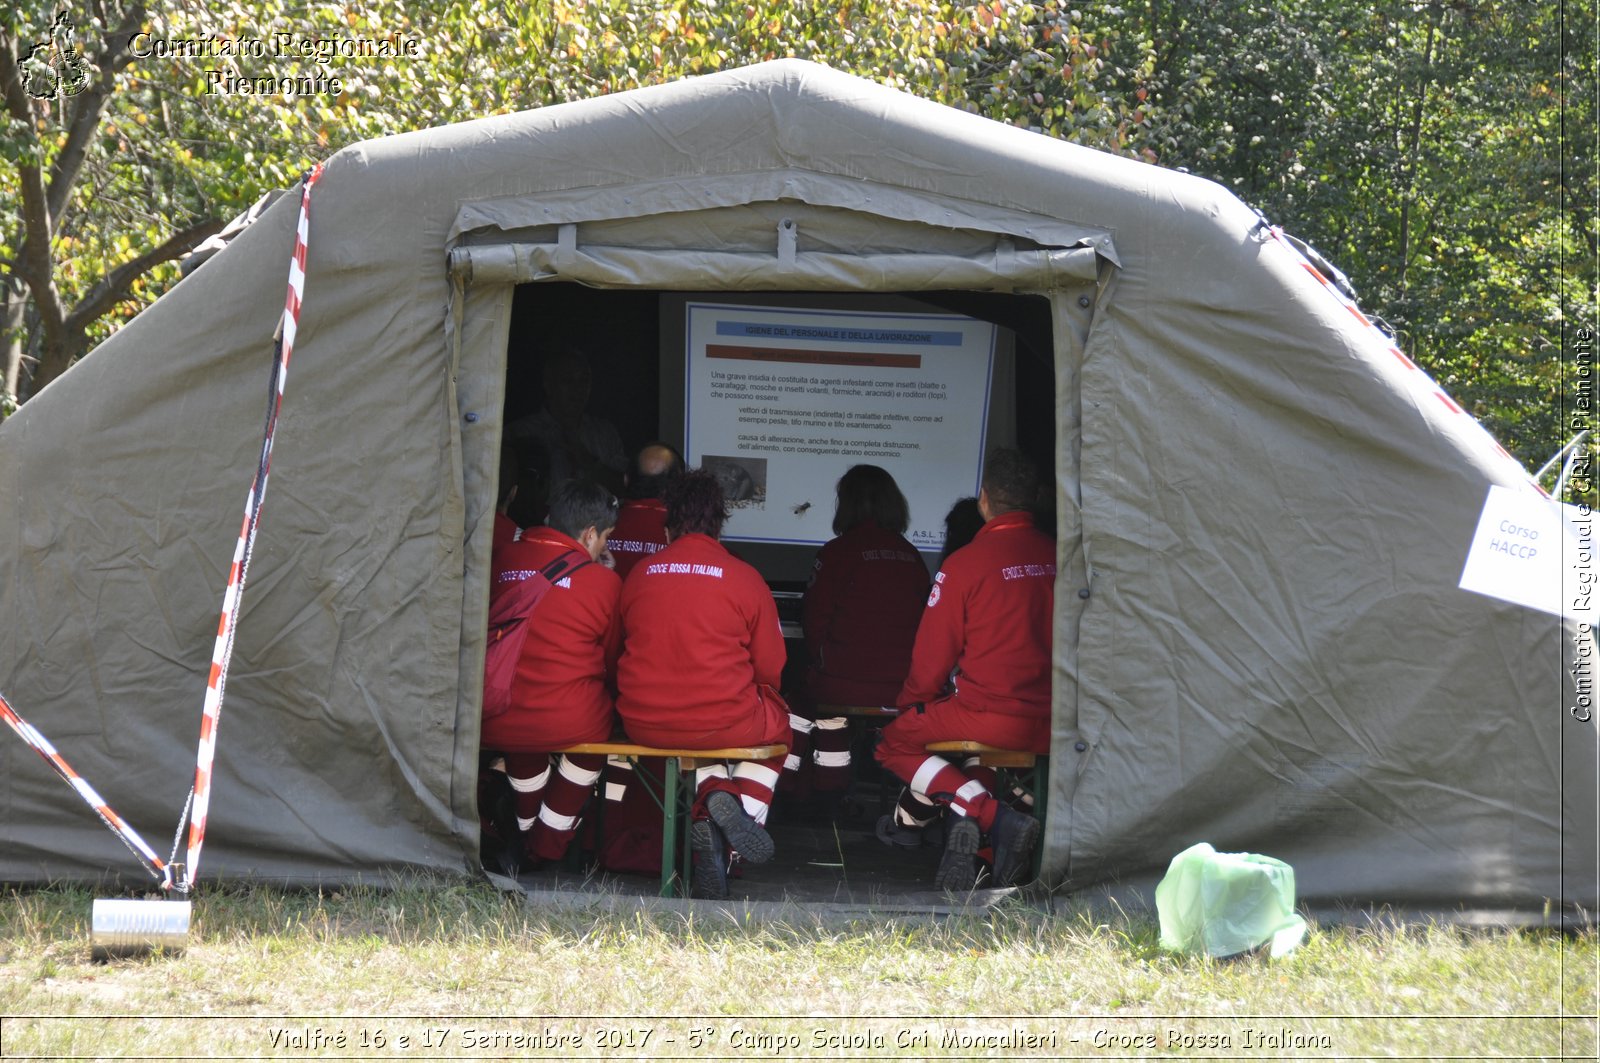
left=488, top=713, right=614, bottom=863
left=779, top=691, right=853, bottom=796
left=875, top=695, right=1047, bottom=831
left=624, top=691, right=791, bottom=823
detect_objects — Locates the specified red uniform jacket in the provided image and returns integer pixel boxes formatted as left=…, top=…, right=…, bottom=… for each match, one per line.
left=482, top=526, right=622, bottom=750
left=617, top=533, right=786, bottom=736
left=897, top=509, right=1055, bottom=719
left=802, top=522, right=931, bottom=705
left=608, top=498, right=670, bottom=581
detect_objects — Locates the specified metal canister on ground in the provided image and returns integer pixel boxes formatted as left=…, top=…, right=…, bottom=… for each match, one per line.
left=90, top=898, right=191, bottom=960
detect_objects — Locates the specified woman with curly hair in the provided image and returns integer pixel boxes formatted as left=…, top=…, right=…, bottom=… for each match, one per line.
left=615, top=467, right=790, bottom=898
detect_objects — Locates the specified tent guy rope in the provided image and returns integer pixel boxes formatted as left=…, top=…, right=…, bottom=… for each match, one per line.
left=0, top=162, right=324, bottom=894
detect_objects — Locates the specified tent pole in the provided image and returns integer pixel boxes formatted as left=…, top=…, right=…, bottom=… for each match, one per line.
left=1536, top=430, right=1588, bottom=484
left=1554, top=431, right=1590, bottom=500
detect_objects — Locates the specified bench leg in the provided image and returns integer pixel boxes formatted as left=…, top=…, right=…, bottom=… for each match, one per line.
left=663, top=755, right=681, bottom=898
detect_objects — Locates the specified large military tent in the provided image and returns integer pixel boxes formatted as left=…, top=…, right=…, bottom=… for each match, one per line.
left=1, top=60, right=1593, bottom=915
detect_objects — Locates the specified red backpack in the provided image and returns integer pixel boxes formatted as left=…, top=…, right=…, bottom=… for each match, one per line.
left=482, top=549, right=590, bottom=719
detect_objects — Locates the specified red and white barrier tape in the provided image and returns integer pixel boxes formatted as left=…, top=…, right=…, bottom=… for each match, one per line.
left=0, top=165, right=324, bottom=891
left=181, top=162, right=324, bottom=889
left=1, top=689, right=172, bottom=887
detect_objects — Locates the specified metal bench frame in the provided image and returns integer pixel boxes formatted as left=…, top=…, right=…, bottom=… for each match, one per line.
left=553, top=741, right=786, bottom=897
left=926, top=739, right=1049, bottom=880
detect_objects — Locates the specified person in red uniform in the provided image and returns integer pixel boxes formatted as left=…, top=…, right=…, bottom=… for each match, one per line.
left=482, top=478, right=622, bottom=870
left=608, top=442, right=681, bottom=579
left=592, top=442, right=682, bottom=869
left=875, top=448, right=1053, bottom=889
left=616, top=468, right=789, bottom=898
left=479, top=448, right=529, bottom=873
left=791, top=465, right=929, bottom=792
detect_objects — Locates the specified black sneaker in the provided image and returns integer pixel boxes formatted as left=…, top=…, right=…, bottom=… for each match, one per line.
left=875, top=813, right=927, bottom=849
left=934, top=815, right=980, bottom=892
left=988, top=803, right=1040, bottom=887
left=689, top=819, right=729, bottom=899
left=705, top=789, right=774, bottom=864
left=485, top=776, right=522, bottom=879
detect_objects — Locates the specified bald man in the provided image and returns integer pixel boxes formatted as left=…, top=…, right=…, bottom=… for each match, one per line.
left=607, top=442, right=683, bottom=580
left=592, top=442, right=685, bottom=874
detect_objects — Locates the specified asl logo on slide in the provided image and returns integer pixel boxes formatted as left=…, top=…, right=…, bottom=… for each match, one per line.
left=22, top=13, right=90, bottom=100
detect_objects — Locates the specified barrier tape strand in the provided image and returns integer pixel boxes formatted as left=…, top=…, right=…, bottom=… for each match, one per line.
left=0, top=164, right=323, bottom=892
left=0, top=689, right=170, bottom=886
left=181, top=162, right=324, bottom=889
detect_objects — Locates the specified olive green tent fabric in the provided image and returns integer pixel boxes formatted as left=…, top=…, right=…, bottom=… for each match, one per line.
left=1, top=60, right=1592, bottom=913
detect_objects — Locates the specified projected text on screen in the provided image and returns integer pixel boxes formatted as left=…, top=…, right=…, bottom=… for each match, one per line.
left=685, top=303, right=996, bottom=550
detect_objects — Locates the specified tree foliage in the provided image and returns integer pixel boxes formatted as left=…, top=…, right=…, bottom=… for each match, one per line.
left=1, top=0, right=1590, bottom=495
left=0, top=0, right=1151, bottom=413
left=1135, top=0, right=1593, bottom=488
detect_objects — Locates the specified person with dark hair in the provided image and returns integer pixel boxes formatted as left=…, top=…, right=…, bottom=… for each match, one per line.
left=874, top=448, right=1054, bottom=890
left=939, top=496, right=984, bottom=565
left=615, top=468, right=790, bottom=898
left=482, top=478, right=622, bottom=870
left=792, top=465, right=929, bottom=793
left=505, top=436, right=553, bottom=530
left=608, top=442, right=683, bottom=580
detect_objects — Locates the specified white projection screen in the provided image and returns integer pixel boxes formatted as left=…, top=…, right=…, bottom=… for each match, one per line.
left=661, top=293, right=1016, bottom=574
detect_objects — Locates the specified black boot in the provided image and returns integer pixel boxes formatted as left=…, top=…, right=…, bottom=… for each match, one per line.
left=705, top=789, right=774, bottom=864
left=934, top=816, right=979, bottom=892
left=690, top=819, right=730, bottom=899
left=484, top=770, right=523, bottom=878
left=988, top=804, right=1040, bottom=887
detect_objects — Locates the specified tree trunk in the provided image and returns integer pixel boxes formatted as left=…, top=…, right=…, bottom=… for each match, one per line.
left=1, top=280, right=26, bottom=416
left=28, top=334, right=74, bottom=397
left=1396, top=3, right=1442, bottom=305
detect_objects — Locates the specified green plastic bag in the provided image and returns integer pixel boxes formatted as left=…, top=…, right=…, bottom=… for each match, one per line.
left=1155, top=842, right=1308, bottom=958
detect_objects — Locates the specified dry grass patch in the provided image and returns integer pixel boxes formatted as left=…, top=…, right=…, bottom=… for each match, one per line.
left=1, top=880, right=1593, bottom=1058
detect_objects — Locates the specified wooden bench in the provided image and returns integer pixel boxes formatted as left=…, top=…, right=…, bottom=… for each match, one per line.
left=811, top=705, right=901, bottom=815
left=925, top=740, right=1049, bottom=881
left=816, top=703, right=900, bottom=719
left=810, top=714, right=1051, bottom=871
left=551, top=741, right=787, bottom=898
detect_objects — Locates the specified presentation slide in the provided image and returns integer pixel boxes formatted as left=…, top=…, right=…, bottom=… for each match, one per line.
left=683, top=301, right=996, bottom=551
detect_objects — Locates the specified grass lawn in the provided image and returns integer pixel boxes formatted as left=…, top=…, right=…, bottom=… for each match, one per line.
left=1, top=880, right=1595, bottom=1059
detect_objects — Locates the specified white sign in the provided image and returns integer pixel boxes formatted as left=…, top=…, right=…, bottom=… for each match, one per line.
left=1459, top=484, right=1596, bottom=620
left=684, top=302, right=996, bottom=549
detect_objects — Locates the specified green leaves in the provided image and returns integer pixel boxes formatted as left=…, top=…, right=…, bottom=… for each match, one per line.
left=1133, top=0, right=1590, bottom=480
left=1, top=0, right=1165, bottom=410
left=2, top=0, right=1588, bottom=486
